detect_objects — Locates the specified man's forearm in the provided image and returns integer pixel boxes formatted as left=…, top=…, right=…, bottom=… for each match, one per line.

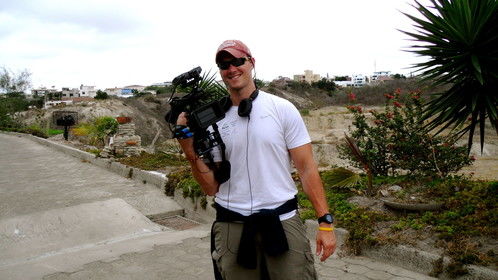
left=178, top=138, right=219, bottom=196
left=300, top=166, right=329, bottom=218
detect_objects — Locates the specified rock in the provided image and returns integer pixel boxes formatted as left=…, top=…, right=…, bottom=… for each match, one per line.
left=348, top=196, right=377, bottom=208
left=348, top=196, right=389, bottom=213
left=388, top=185, right=402, bottom=192
left=380, top=190, right=390, bottom=197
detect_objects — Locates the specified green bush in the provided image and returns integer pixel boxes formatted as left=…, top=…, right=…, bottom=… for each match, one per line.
left=299, top=109, right=310, bottom=116
left=0, top=93, right=29, bottom=129
left=94, top=90, right=108, bottom=100
left=47, top=129, right=63, bottom=136
left=71, top=116, right=118, bottom=146
left=92, top=116, right=118, bottom=145
left=338, top=89, right=473, bottom=177
left=23, top=124, right=48, bottom=138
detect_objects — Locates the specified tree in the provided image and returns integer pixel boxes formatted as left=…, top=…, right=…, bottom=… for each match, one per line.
left=94, top=90, right=108, bottom=100
left=312, top=78, right=337, bottom=92
left=0, top=67, right=31, bottom=128
left=402, top=0, right=498, bottom=152
left=145, top=85, right=173, bottom=95
left=334, top=76, right=350, bottom=81
left=254, top=79, right=265, bottom=89
left=0, top=67, right=31, bottom=94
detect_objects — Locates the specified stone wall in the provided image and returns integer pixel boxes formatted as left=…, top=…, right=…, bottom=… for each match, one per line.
left=112, top=123, right=142, bottom=157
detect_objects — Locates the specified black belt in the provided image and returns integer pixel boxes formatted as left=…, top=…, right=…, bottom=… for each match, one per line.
left=211, top=197, right=298, bottom=272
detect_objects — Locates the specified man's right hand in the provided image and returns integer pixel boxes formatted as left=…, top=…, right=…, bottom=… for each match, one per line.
left=177, top=112, right=188, bottom=126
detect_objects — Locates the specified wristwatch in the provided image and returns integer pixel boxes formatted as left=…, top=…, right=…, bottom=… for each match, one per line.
left=317, top=213, right=334, bottom=224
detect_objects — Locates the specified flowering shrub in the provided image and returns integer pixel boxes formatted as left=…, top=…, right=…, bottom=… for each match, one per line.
left=338, top=89, right=473, bottom=177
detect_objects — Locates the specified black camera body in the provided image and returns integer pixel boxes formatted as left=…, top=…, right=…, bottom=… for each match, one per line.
left=165, top=67, right=227, bottom=160
left=165, top=67, right=225, bottom=130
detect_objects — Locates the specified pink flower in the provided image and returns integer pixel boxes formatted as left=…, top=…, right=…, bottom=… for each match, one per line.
left=348, top=92, right=357, bottom=101
left=470, top=156, right=476, bottom=161
left=384, top=93, right=394, bottom=99
left=395, top=88, right=402, bottom=95
left=374, top=119, right=382, bottom=125
left=386, top=112, right=394, bottom=119
left=393, top=101, right=402, bottom=108
left=346, top=105, right=363, bottom=113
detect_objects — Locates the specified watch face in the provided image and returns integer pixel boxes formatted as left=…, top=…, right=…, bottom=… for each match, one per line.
left=324, top=214, right=333, bottom=223
left=326, top=215, right=333, bottom=223
left=319, top=214, right=334, bottom=224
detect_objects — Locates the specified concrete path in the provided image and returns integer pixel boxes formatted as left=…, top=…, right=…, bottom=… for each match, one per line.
left=0, top=133, right=182, bottom=220
left=41, top=235, right=435, bottom=280
left=0, top=133, right=436, bottom=280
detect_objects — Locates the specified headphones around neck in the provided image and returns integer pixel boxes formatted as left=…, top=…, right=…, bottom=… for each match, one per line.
left=221, top=89, right=259, bottom=117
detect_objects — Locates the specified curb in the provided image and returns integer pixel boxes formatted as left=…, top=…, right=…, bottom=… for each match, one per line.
left=363, top=244, right=498, bottom=280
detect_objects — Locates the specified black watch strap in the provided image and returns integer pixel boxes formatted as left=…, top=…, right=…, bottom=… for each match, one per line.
left=317, top=213, right=334, bottom=224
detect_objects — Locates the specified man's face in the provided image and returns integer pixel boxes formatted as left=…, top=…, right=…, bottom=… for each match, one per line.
left=218, top=52, right=254, bottom=92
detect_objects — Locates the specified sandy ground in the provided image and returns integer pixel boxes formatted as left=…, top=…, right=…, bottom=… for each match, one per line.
left=303, top=106, right=498, bottom=181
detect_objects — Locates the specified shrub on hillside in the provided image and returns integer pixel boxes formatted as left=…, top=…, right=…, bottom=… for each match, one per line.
left=71, top=116, right=118, bottom=147
left=338, top=89, right=473, bottom=177
left=94, top=90, right=108, bottom=100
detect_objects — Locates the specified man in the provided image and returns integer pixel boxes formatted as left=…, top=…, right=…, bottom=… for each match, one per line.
left=176, top=40, right=336, bottom=280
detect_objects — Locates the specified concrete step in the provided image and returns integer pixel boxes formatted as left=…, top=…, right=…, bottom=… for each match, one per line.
left=0, top=198, right=209, bottom=280
left=0, top=226, right=211, bottom=280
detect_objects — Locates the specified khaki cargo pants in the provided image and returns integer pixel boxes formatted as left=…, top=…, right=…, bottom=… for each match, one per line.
left=212, top=214, right=317, bottom=280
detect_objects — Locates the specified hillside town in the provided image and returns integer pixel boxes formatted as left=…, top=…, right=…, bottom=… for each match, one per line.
left=26, top=69, right=405, bottom=108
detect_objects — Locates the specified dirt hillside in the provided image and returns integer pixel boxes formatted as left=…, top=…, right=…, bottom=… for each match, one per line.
left=22, top=90, right=497, bottom=180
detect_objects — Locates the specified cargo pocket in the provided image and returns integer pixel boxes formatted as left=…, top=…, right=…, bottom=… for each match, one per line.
left=304, top=251, right=318, bottom=280
left=212, top=222, right=228, bottom=275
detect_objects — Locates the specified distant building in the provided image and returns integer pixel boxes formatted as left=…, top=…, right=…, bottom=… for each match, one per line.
left=370, top=71, right=392, bottom=83
left=334, top=81, right=354, bottom=87
left=119, top=88, right=134, bottom=98
left=61, top=87, right=80, bottom=98
left=294, top=70, right=321, bottom=84
left=44, top=100, right=73, bottom=109
left=352, top=74, right=367, bottom=87
left=123, top=85, right=146, bottom=92
left=31, top=86, right=59, bottom=97
left=105, top=87, right=122, bottom=96
left=276, top=76, right=292, bottom=81
left=79, top=85, right=97, bottom=98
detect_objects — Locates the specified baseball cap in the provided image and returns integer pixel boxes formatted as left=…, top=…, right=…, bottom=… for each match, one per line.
left=215, top=40, right=252, bottom=63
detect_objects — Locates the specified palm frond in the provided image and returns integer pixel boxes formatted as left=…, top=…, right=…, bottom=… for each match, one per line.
left=324, top=168, right=361, bottom=189
left=402, top=0, right=498, bottom=153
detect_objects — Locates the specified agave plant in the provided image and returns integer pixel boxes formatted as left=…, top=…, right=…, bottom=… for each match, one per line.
left=401, top=0, right=498, bottom=152
left=176, top=70, right=228, bottom=106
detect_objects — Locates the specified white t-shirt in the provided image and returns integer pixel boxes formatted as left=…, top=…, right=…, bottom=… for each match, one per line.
left=213, top=91, right=311, bottom=220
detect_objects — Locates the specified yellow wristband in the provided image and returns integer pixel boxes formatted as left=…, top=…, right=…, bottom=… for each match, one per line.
left=318, top=226, right=334, bottom=232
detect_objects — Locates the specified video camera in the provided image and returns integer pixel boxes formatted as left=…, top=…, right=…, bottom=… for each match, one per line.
left=165, top=67, right=227, bottom=162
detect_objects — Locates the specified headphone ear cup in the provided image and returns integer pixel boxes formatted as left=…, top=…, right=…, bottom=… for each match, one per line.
left=220, top=96, right=232, bottom=112
left=238, top=99, right=252, bottom=117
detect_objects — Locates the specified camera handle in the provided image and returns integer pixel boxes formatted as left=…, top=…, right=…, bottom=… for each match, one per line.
left=192, top=123, right=230, bottom=184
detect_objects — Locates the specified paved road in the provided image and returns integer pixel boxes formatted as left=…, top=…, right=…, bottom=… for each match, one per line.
left=0, top=133, right=436, bottom=280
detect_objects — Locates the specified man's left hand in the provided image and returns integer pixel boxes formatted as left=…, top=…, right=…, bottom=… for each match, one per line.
left=316, top=230, right=337, bottom=262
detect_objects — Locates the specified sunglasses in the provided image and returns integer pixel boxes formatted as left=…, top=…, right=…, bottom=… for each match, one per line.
left=217, top=57, right=250, bottom=70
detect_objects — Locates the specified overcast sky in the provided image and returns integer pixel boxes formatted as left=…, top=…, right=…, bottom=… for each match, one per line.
left=0, top=0, right=429, bottom=90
